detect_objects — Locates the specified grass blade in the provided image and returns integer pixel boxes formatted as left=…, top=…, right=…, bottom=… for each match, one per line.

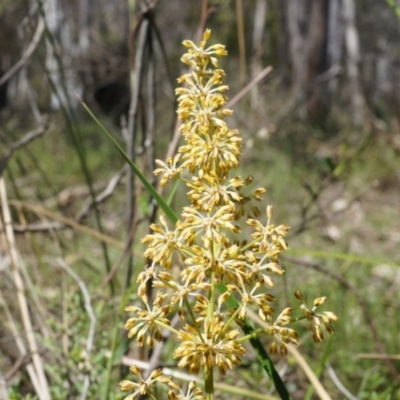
left=80, top=100, right=178, bottom=225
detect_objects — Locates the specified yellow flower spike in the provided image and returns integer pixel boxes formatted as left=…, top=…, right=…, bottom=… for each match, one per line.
left=120, top=29, right=337, bottom=400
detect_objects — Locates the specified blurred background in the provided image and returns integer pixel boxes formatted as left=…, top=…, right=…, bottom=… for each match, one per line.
left=0, top=0, right=399, bottom=399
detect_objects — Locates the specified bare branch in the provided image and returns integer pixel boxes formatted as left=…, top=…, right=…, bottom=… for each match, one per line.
left=226, top=66, right=273, bottom=109
left=0, top=181, right=51, bottom=400
left=57, top=258, right=96, bottom=400
left=76, top=166, right=127, bottom=222
left=0, top=119, right=49, bottom=176
left=0, top=17, right=45, bottom=86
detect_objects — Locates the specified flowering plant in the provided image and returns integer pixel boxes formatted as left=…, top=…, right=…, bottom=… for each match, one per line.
left=120, top=30, right=337, bottom=400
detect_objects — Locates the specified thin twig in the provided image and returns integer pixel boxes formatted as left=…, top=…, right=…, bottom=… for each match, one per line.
left=149, top=13, right=177, bottom=100
left=4, top=354, right=26, bottom=382
left=97, top=223, right=137, bottom=291
left=125, top=13, right=150, bottom=288
left=76, top=166, right=127, bottom=222
left=0, top=187, right=51, bottom=400
left=356, top=353, right=400, bottom=360
left=0, top=290, right=40, bottom=393
left=12, top=221, right=65, bottom=233
left=272, top=65, right=342, bottom=128
left=0, top=368, right=10, bottom=400
left=0, top=120, right=49, bottom=176
left=0, top=17, right=45, bottom=86
left=235, top=0, right=246, bottom=85
left=57, top=258, right=96, bottom=400
left=195, top=0, right=212, bottom=43
left=325, top=363, right=358, bottom=400
left=226, top=66, right=273, bottom=108
left=12, top=206, right=51, bottom=339
left=9, top=200, right=125, bottom=250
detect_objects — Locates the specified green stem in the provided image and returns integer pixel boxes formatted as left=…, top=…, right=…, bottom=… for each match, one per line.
left=239, top=238, right=261, bottom=252
left=237, top=328, right=266, bottom=343
left=184, top=298, right=205, bottom=343
left=289, top=315, right=308, bottom=323
left=207, top=271, right=216, bottom=324
left=154, top=320, right=180, bottom=335
left=205, top=255, right=216, bottom=398
left=218, top=306, right=241, bottom=338
left=204, top=364, right=214, bottom=400
left=184, top=297, right=197, bottom=326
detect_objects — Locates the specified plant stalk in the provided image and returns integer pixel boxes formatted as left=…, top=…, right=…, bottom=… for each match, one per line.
left=204, top=364, right=214, bottom=400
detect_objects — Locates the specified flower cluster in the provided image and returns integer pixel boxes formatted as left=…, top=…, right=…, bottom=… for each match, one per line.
left=120, top=30, right=337, bottom=399
left=119, top=366, right=203, bottom=400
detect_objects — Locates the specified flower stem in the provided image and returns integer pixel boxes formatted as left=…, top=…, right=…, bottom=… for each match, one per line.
left=205, top=263, right=216, bottom=398
left=184, top=297, right=205, bottom=343
left=218, top=306, right=241, bottom=338
left=207, top=270, right=216, bottom=321
left=237, top=328, right=266, bottom=343
left=204, top=364, right=214, bottom=400
left=154, top=320, right=180, bottom=335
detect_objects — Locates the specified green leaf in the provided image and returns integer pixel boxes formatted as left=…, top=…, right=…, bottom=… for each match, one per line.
left=80, top=100, right=178, bottom=225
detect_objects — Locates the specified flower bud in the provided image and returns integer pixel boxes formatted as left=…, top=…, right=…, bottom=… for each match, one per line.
left=119, top=380, right=136, bottom=391
left=294, top=290, right=304, bottom=300
left=130, top=365, right=140, bottom=375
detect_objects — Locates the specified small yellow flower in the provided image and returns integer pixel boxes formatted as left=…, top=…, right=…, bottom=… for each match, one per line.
left=296, top=293, right=338, bottom=343
left=173, top=321, right=246, bottom=375
left=142, top=215, right=181, bottom=269
left=186, top=174, right=243, bottom=212
left=168, top=381, right=205, bottom=400
left=154, top=154, right=184, bottom=186
left=119, top=366, right=171, bottom=399
left=125, top=292, right=171, bottom=348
